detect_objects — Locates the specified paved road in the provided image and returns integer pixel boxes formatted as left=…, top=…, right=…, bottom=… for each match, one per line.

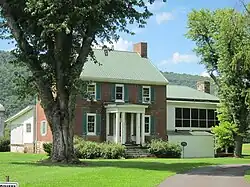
left=159, top=164, right=250, bottom=187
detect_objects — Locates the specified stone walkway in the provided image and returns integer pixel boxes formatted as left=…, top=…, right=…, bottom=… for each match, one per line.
left=159, top=164, right=250, bottom=187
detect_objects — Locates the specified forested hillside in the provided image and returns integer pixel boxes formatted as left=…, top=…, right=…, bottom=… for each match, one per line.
left=0, top=51, right=217, bottom=118
left=0, top=51, right=33, bottom=118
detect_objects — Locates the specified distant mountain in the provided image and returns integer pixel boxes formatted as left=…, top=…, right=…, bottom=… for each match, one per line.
left=162, top=71, right=217, bottom=95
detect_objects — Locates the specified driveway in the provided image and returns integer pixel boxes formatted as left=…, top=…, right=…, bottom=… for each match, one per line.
left=159, top=164, right=250, bottom=187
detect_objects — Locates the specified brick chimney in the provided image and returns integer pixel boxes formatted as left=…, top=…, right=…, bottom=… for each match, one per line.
left=133, top=42, right=147, bottom=58
left=197, top=81, right=210, bottom=94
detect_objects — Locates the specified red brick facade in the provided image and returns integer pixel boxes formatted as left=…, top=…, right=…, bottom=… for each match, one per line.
left=35, top=82, right=167, bottom=145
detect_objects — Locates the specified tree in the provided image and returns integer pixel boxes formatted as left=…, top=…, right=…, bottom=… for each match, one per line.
left=186, top=6, right=250, bottom=157
left=0, top=0, right=166, bottom=163
left=212, top=121, right=238, bottom=154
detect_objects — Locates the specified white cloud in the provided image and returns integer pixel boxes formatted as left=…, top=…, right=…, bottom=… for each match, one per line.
left=162, top=52, right=199, bottom=65
left=200, top=71, right=210, bottom=77
left=93, top=38, right=132, bottom=51
left=155, top=12, right=174, bottom=24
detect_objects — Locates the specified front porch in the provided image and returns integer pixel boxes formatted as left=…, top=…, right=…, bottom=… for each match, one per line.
left=105, top=104, right=149, bottom=145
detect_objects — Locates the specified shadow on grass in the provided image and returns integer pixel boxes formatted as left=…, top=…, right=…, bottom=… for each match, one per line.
left=10, top=159, right=215, bottom=174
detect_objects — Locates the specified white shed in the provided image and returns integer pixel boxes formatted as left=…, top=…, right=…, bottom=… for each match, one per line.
left=168, top=131, right=215, bottom=158
left=5, top=106, right=35, bottom=153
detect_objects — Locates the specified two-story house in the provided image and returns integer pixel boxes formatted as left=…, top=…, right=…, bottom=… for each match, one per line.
left=5, top=42, right=169, bottom=153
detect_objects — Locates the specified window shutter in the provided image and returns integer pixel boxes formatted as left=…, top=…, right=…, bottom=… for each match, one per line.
left=96, top=83, right=101, bottom=100
left=111, top=84, right=116, bottom=101
left=151, top=87, right=155, bottom=103
left=96, top=114, right=101, bottom=135
left=137, top=85, right=142, bottom=103
left=124, top=84, right=129, bottom=102
left=150, top=116, right=156, bottom=135
left=82, top=112, right=87, bottom=135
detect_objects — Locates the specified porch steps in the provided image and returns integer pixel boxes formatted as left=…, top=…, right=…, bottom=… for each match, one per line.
left=125, top=145, right=151, bottom=158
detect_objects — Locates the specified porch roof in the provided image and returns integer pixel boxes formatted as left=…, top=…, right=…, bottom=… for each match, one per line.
left=105, top=103, right=148, bottom=113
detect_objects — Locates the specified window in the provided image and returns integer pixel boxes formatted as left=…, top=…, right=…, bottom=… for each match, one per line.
left=175, top=108, right=219, bottom=129
left=26, top=123, right=31, bottom=133
left=87, top=113, right=96, bottom=135
left=41, top=120, right=47, bottom=136
left=115, top=84, right=124, bottom=102
left=145, top=115, right=151, bottom=135
left=142, top=86, right=151, bottom=103
left=87, top=83, right=96, bottom=100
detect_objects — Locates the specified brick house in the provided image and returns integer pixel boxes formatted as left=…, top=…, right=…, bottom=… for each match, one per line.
left=6, top=42, right=169, bottom=153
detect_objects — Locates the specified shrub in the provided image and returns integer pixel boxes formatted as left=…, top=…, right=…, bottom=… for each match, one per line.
left=148, top=139, right=181, bottom=158
left=100, top=142, right=125, bottom=159
left=43, top=142, right=52, bottom=156
left=0, top=137, right=10, bottom=152
left=75, top=138, right=101, bottom=159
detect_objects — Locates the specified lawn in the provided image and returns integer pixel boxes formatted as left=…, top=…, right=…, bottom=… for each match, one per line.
left=243, top=144, right=250, bottom=156
left=1, top=153, right=250, bottom=187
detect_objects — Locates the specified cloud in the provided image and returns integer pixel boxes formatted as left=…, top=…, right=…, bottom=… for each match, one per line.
left=93, top=38, right=132, bottom=51
left=155, top=12, right=174, bottom=24
left=200, top=71, right=210, bottom=77
left=160, top=52, right=199, bottom=65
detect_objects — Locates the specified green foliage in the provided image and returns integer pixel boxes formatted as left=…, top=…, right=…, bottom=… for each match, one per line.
left=74, top=136, right=125, bottom=159
left=43, top=143, right=52, bottom=156
left=148, top=139, right=182, bottom=158
left=100, top=142, right=125, bottom=159
left=186, top=5, right=250, bottom=157
left=0, top=137, right=10, bottom=152
left=212, top=122, right=238, bottom=150
left=76, top=140, right=101, bottom=159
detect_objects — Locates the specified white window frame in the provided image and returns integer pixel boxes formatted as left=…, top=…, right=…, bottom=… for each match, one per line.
left=26, top=123, right=31, bottom=133
left=41, top=120, right=47, bottom=136
left=144, top=115, right=151, bottom=135
left=142, top=86, right=151, bottom=103
left=87, top=113, right=96, bottom=135
left=115, top=84, right=124, bottom=102
left=87, top=83, right=96, bottom=101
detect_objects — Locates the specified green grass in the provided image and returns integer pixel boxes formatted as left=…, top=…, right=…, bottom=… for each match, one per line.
left=243, top=144, right=250, bottom=155
left=1, top=153, right=250, bottom=187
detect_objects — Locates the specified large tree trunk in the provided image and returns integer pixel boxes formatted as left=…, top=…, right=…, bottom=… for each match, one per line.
left=234, top=135, right=243, bottom=158
left=42, top=93, right=79, bottom=163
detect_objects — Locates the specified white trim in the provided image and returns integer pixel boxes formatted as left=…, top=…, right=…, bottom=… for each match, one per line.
left=115, top=84, right=124, bottom=102
left=80, top=76, right=168, bottom=85
left=86, top=113, right=96, bottom=135
left=167, top=100, right=219, bottom=105
left=40, top=120, right=47, bottom=136
left=5, top=105, right=34, bottom=124
left=144, top=115, right=151, bottom=135
left=142, top=86, right=151, bottom=104
left=105, top=104, right=148, bottom=114
left=87, top=82, right=97, bottom=101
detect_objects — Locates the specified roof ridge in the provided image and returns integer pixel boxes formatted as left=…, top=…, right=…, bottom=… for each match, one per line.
left=92, top=48, right=137, bottom=54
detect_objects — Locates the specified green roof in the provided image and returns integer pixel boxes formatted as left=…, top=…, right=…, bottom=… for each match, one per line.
left=80, top=49, right=168, bottom=85
left=167, top=85, right=219, bottom=102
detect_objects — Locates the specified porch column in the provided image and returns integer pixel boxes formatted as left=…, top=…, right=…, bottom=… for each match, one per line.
left=141, top=113, right=145, bottom=145
left=130, top=113, right=134, bottom=138
left=113, top=113, right=116, bottom=142
left=106, top=113, right=110, bottom=140
left=121, top=112, right=126, bottom=144
left=136, top=113, right=141, bottom=144
left=115, top=112, right=120, bottom=143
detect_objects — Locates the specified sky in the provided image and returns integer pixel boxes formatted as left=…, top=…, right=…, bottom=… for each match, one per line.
left=0, top=0, right=249, bottom=76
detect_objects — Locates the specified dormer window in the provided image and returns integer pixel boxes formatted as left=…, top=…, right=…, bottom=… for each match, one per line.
left=115, top=84, right=124, bottom=102
left=142, top=86, right=151, bottom=103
